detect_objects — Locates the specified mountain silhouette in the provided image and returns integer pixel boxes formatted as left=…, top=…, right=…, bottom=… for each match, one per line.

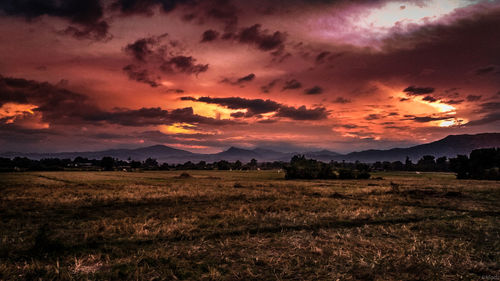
left=1, top=133, right=499, bottom=163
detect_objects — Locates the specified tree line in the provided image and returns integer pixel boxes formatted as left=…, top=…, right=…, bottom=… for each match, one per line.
left=0, top=148, right=498, bottom=180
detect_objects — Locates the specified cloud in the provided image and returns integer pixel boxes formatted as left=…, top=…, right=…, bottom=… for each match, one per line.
left=201, top=29, right=220, bottom=42
left=441, top=99, right=464, bottom=105
left=61, top=21, right=110, bottom=41
left=123, top=64, right=160, bottom=87
left=332, top=97, right=351, bottom=104
left=111, top=0, right=193, bottom=16
left=182, top=96, right=329, bottom=120
left=403, top=86, right=435, bottom=96
left=124, top=36, right=162, bottom=62
left=422, top=95, right=438, bottom=103
left=365, top=114, right=383, bottom=120
left=0, top=0, right=109, bottom=40
left=403, top=115, right=452, bottom=123
left=275, top=105, right=328, bottom=120
left=124, top=34, right=209, bottom=77
left=466, top=95, right=482, bottom=102
left=230, top=111, right=245, bottom=118
left=102, top=107, right=235, bottom=126
left=315, top=51, right=343, bottom=64
left=223, top=24, right=286, bottom=55
left=236, top=73, right=256, bottom=83
left=0, top=75, right=234, bottom=128
left=260, top=79, right=280, bottom=93
left=220, top=73, right=256, bottom=86
left=304, top=86, right=323, bottom=95
left=160, top=55, right=209, bottom=75
left=475, top=65, right=497, bottom=75
left=182, top=96, right=279, bottom=116
left=466, top=112, right=500, bottom=126
left=466, top=101, right=500, bottom=126
left=315, top=51, right=331, bottom=63
left=282, top=79, right=302, bottom=91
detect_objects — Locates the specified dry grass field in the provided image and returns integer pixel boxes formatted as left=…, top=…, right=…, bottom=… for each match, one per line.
left=0, top=170, right=498, bottom=280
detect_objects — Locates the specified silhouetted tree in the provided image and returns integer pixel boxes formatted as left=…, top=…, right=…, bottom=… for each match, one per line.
left=100, top=157, right=114, bottom=171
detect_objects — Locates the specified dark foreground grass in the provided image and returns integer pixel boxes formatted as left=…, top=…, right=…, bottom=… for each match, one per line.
left=0, top=170, right=498, bottom=280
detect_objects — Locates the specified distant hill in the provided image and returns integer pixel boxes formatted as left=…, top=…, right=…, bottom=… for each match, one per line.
left=0, top=145, right=194, bottom=163
left=1, top=133, right=499, bottom=163
left=338, top=133, right=500, bottom=162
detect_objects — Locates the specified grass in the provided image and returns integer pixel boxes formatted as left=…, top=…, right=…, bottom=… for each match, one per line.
left=0, top=170, right=498, bottom=280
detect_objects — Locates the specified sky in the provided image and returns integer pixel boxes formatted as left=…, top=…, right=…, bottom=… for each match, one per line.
left=0, top=0, right=499, bottom=154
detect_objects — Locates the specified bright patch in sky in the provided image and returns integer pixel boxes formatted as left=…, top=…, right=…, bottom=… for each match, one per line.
left=439, top=119, right=457, bottom=127
left=159, top=123, right=198, bottom=134
left=0, top=103, right=37, bottom=123
left=361, top=0, right=474, bottom=29
left=317, top=0, right=477, bottom=46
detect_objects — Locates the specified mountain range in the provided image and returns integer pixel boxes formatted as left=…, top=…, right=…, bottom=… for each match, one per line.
left=1, top=133, right=499, bottom=163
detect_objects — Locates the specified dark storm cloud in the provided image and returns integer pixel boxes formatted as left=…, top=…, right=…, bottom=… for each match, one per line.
left=332, top=97, right=351, bottom=104
left=122, top=64, right=160, bottom=87
left=315, top=51, right=344, bottom=64
left=475, top=65, right=497, bottom=75
left=304, top=86, right=323, bottom=95
left=466, top=112, right=500, bottom=126
left=315, top=51, right=330, bottom=63
left=101, top=107, right=236, bottom=126
left=230, top=111, right=245, bottom=118
left=201, top=29, right=220, bottom=42
left=203, top=0, right=239, bottom=31
left=165, top=88, right=185, bottom=93
left=182, top=96, right=329, bottom=120
left=402, top=115, right=451, bottom=123
left=61, top=20, right=110, bottom=41
left=365, top=114, right=383, bottom=120
left=0, top=75, right=95, bottom=123
left=224, top=24, right=286, bottom=54
left=124, top=34, right=209, bottom=77
left=111, top=0, right=194, bottom=15
left=465, top=101, right=500, bottom=126
left=220, top=73, right=256, bottom=85
left=237, top=73, right=256, bottom=83
left=403, top=86, right=435, bottom=96
left=260, top=79, right=280, bottom=93
left=124, top=34, right=167, bottom=62
left=275, top=105, right=328, bottom=120
left=282, top=79, right=302, bottom=91
left=441, top=99, right=464, bottom=105
left=466, top=95, right=482, bottom=102
left=342, top=124, right=358, bottom=129
left=0, top=75, right=234, bottom=127
left=160, top=55, right=209, bottom=75
left=422, top=95, right=438, bottom=103
left=182, top=96, right=280, bottom=116
left=0, top=0, right=109, bottom=40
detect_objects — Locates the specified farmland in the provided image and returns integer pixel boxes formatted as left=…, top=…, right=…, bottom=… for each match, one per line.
left=0, top=170, right=499, bottom=280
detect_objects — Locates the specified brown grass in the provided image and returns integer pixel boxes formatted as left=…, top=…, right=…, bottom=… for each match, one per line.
left=0, top=170, right=498, bottom=280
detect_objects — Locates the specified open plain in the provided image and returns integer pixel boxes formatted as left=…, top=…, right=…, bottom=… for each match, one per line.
left=0, top=170, right=498, bottom=280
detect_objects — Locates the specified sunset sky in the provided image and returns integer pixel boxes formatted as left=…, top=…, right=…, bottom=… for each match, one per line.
left=0, top=0, right=499, bottom=153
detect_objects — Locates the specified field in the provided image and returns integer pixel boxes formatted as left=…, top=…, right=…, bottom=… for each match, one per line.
left=0, top=170, right=499, bottom=280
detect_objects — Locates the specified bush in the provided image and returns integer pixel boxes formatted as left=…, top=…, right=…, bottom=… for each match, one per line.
left=284, top=155, right=369, bottom=180
left=178, top=172, right=192, bottom=178
left=356, top=170, right=371, bottom=179
left=337, top=169, right=354, bottom=179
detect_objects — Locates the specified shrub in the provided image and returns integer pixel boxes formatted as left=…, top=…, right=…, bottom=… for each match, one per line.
left=284, top=155, right=369, bottom=180
left=338, top=169, right=354, bottom=179
left=178, top=172, right=192, bottom=178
